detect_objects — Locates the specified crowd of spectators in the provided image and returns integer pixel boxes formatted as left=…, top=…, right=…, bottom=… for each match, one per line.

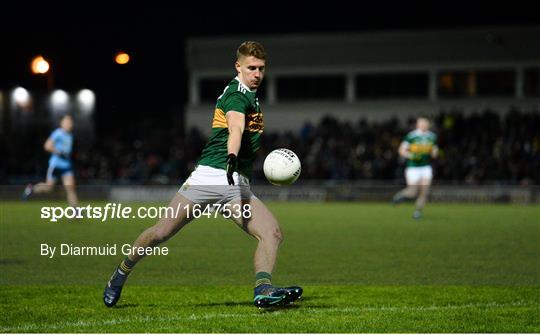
left=4, top=108, right=540, bottom=185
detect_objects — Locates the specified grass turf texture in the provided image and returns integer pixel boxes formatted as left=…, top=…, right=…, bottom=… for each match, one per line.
left=1, top=201, right=539, bottom=332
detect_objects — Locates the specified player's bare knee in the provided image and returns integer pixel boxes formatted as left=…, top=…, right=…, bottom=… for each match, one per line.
left=257, top=226, right=282, bottom=245
left=276, top=229, right=283, bottom=245
left=270, top=226, right=283, bottom=245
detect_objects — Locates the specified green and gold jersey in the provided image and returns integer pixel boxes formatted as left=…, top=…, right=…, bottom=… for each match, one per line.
left=402, top=130, right=437, bottom=167
left=197, top=77, right=264, bottom=179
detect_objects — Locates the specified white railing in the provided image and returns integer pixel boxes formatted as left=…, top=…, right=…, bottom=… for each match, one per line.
left=2, top=184, right=538, bottom=203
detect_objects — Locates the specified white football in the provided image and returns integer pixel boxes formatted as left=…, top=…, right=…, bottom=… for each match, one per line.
left=263, top=148, right=301, bottom=186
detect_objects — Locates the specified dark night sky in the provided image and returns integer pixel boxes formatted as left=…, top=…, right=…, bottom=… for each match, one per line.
left=1, top=5, right=538, bottom=133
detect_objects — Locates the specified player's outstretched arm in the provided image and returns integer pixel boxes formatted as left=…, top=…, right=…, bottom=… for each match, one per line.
left=226, top=111, right=245, bottom=155
left=225, top=111, right=245, bottom=185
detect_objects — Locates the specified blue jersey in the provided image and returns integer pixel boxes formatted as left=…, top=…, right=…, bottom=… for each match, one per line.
left=48, top=128, right=73, bottom=169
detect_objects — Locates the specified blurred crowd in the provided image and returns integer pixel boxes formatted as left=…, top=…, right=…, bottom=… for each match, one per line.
left=4, top=108, right=540, bottom=185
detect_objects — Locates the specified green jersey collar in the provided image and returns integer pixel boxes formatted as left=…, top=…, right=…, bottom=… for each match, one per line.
left=234, top=76, right=257, bottom=93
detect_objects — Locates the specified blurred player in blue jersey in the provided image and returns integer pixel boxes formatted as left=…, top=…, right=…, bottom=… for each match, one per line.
left=22, top=115, right=79, bottom=207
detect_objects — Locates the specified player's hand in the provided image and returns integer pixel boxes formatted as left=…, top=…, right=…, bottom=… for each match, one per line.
left=226, top=153, right=237, bottom=185
left=58, top=152, right=70, bottom=160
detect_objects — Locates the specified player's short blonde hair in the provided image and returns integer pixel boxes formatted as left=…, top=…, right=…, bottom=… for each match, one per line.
left=237, top=41, right=266, bottom=60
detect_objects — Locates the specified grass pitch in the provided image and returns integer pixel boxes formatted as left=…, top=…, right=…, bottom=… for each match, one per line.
left=1, top=201, right=539, bottom=332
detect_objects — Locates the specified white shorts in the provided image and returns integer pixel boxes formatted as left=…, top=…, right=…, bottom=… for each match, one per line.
left=178, top=165, right=255, bottom=205
left=405, top=166, right=433, bottom=186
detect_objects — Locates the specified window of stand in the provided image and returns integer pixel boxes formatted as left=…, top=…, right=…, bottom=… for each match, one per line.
left=438, top=70, right=515, bottom=98
left=355, top=73, right=428, bottom=99
left=277, top=75, right=346, bottom=101
left=524, top=68, right=540, bottom=97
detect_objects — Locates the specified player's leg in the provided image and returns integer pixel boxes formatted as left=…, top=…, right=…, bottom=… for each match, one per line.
left=413, top=183, right=430, bottom=219
left=28, top=165, right=57, bottom=195
left=232, top=196, right=282, bottom=274
left=229, top=196, right=302, bottom=307
left=61, top=172, right=78, bottom=207
left=412, top=167, right=433, bottom=219
left=103, top=193, right=195, bottom=307
left=392, top=185, right=419, bottom=204
left=129, top=194, right=195, bottom=262
left=393, top=167, right=420, bottom=205
left=32, top=181, right=55, bottom=193
left=23, top=167, right=57, bottom=200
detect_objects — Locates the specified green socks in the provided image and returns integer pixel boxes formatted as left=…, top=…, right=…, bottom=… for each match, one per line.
left=118, top=257, right=136, bottom=275
left=255, top=271, right=272, bottom=288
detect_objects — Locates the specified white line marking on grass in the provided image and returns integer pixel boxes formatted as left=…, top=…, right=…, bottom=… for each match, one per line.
left=306, top=300, right=537, bottom=314
left=1, top=301, right=538, bottom=332
left=0, top=313, right=253, bottom=332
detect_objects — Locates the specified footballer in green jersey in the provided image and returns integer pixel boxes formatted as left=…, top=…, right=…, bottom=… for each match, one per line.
left=103, top=41, right=302, bottom=310
left=392, top=117, right=439, bottom=219
left=198, top=76, right=264, bottom=179
left=403, top=127, right=437, bottom=168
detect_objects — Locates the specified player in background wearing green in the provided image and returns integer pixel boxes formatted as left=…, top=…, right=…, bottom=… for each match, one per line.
left=392, top=117, right=438, bottom=219
left=103, top=41, right=302, bottom=308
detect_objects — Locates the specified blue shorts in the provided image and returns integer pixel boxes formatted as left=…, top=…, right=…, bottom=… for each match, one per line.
left=46, top=165, right=74, bottom=181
